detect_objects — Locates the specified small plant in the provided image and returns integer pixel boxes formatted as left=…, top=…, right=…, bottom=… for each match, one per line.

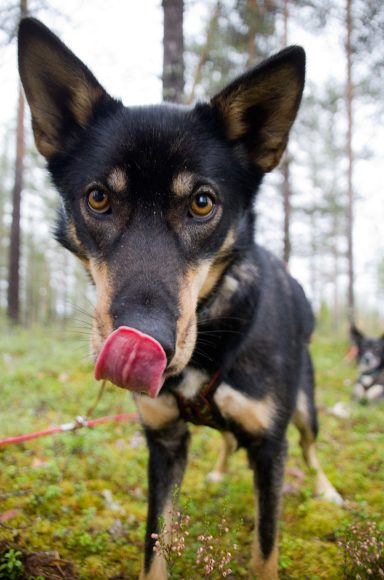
left=151, top=510, right=190, bottom=566
left=152, top=508, right=237, bottom=578
left=337, top=520, right=384, bottom=578
left=0, top=548, right=24, bottom=580
left=195, top=517, right=236, bottom=577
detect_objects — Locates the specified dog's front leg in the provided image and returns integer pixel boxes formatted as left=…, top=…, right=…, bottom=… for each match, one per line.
left=140, top=420, right=190, bottom=580
left=247, top=438, right=287, bottom=580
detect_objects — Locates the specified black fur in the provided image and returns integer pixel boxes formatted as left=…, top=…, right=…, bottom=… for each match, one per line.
left=18, top=18, right=341, bottom=578
left=350, top=325, right=384, bottom=403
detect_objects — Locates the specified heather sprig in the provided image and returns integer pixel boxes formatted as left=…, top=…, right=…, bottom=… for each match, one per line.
left=152, top=507, right=238, bottom=578
left=195, top=517, right=237, bottom=577
left=151, top=510, right=190, bottom=566
left=337, top=520, right=384, bottom=579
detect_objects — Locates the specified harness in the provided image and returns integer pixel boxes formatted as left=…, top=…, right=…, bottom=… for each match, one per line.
left=172, top=370, right=227, bottom=430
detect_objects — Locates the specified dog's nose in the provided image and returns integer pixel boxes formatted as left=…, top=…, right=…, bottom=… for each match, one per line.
left=157, top=337, right=175, bottom=364
left=112, top=313, right=176, bottom=365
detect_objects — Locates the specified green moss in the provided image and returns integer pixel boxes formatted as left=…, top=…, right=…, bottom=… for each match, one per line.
left=0, top=327, right=383, bottom=578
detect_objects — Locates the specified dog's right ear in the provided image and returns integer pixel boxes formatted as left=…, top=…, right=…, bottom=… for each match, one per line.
left=18, top=18, right=116, bottom=159
left=350, top=325, right=363, bottom=348
left=210, top=46, right=305, bottom=173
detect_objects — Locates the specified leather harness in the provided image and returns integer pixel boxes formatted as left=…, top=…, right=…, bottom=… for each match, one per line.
left=172, top=370, right=227, bottom=430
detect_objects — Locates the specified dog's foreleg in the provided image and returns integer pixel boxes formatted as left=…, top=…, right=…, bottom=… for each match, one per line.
left=140, top=421, right=190, bottom=580
left=247, top=439, right=287, bottom=580
left=207, top=431, right=237, bottom=483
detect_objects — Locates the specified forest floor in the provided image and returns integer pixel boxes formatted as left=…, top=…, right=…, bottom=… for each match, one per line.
left=0, top=325, right=382, bottom=579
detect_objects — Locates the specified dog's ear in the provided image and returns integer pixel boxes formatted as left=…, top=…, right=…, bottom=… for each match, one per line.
left=18, top=18, right=116, bottom=159
left=210, top=46, right=305, bottom=173
left=351, top=325, right=364, bottom=348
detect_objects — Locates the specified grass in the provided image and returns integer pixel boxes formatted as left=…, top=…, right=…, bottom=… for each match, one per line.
left=0, top=325, right=383, bottom=578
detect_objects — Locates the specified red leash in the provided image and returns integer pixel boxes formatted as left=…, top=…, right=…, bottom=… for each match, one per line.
left=0, top=370, right=222, bottom=446
left=0, top=412, right=139, bottom=446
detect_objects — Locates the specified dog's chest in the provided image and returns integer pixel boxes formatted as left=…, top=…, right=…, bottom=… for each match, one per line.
left=172, top=367, right=227, bottom=430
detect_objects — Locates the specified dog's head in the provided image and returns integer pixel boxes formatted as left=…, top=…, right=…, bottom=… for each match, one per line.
left=350, top=325, right=384, bottom=374
left=18, top=18, right=305, bottom=396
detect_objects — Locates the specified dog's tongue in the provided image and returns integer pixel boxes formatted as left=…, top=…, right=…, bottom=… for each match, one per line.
left=95, top=327, right=167, bottom=398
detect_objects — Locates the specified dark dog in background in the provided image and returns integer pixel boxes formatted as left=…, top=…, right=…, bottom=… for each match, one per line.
left=18, top=18, right=342, bottom=579
left=350, top=326, right=384, bottom=403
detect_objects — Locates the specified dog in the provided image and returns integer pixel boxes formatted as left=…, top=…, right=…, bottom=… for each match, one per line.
left=350, top=325, right=384, bottom=403
left=18, top=18, right=342, bottom=579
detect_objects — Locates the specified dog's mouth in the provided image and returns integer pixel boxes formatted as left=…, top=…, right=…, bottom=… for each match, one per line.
left=94, top=327, right=167, bottom=398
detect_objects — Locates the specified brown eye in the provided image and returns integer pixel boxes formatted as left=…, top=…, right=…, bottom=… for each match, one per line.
left=87, top=189, right=111, bottom=214
left=189, top=192, right=215, bottom=220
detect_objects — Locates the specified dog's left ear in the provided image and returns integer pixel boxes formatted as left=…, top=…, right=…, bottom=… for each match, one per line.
left=210, top=46, right=305, bottom=173
left=18, top=18, right=117, bottom=159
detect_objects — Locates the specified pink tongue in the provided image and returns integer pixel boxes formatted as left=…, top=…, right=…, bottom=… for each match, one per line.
left=95, top=327, right=167, bottom=398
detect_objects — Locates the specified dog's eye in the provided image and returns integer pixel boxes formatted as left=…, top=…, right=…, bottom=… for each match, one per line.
left=189, top=192, right=215, bottom=220
left=87, top=189, right=111, bottom=214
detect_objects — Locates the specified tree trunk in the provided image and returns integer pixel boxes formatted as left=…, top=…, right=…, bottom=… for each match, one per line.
left=246, top=0, right=258, bottom=67
left=7, top=0, right=28, bottom=324
left=346, top=0, right=355, bottom=323
left=162, top=0, right=184, bottom=103
left=282, top=155, right=291, bottom=264
left=7, top=86, right=25, bottom=324
left=281, top=0, right=291, bottom=265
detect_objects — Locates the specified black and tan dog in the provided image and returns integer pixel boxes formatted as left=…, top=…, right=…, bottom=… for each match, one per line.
left=18, top=18, right=342, bottom=579
left=350, top=325, right=384, bottom=403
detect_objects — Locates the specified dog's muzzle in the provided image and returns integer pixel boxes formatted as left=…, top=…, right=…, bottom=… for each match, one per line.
left=95, top=326, right=167, bottom=397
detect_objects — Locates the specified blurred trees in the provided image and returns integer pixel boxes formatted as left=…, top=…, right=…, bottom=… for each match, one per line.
left=5, top=0, right=27, bottom=324
left=0, top=0, right=383, bottom=329
left=186, top=0, right=384, bottom=327
left=0, top=0, right=92, bottom=327
left=162, top=0, right=185, bottom=102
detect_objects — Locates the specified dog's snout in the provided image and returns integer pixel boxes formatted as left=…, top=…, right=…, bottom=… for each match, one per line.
left=158, top=336, right=175, bottom=364
left=111, top=310, right=176, bottom=365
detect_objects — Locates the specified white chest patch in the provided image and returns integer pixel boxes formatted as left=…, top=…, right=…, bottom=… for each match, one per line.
left=133, top=392, right=179, bottom=430
left=177, top=367, right=210, bottom=399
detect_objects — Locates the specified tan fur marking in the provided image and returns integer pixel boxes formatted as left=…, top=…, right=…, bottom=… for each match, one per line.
left=293, top=392, right=344, bottom=505
left=305, top=443, right=343, bottom=504
left=107, top=168, right=128, bottom=192
left=178, top=367, right=209, bottom=399
left=198, top=258, right=229, bottom=302
left=168, top=261, right=212, bottom=376
left=89, top=260, right=114, bottom=357
left=218, top=228, right=235, bottom=257
left=214, top=384, right=275, bottom=434
left=207, top=432, right=237, bottom=483
left=67, top=221, right=89, bottom=265
left=172, top=171, right=194, bottom=198
left=198, top=229, right=235, bottom=301
left=250, top=541, right=279, bottom=580
left=139, top=554, right=167, bottom=580
left=140, top=499, right=174, bottom=579
left=134, top=393, right=179, bottom=430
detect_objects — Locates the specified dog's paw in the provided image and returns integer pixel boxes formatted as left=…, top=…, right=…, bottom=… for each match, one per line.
left=366, top=384, right=384, bottom=401
left=318, top=487, right=345, bottom=506
left=206, top=470, right=225, bottom=483
left=315, top=473, right=345, bottom=506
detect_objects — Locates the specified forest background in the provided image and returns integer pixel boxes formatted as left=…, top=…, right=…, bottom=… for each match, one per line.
left=1, top=0, right=384, bottom=332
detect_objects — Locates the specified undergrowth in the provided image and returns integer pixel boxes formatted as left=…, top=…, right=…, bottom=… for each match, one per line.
left=0, top=326, right=383, bottom=578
